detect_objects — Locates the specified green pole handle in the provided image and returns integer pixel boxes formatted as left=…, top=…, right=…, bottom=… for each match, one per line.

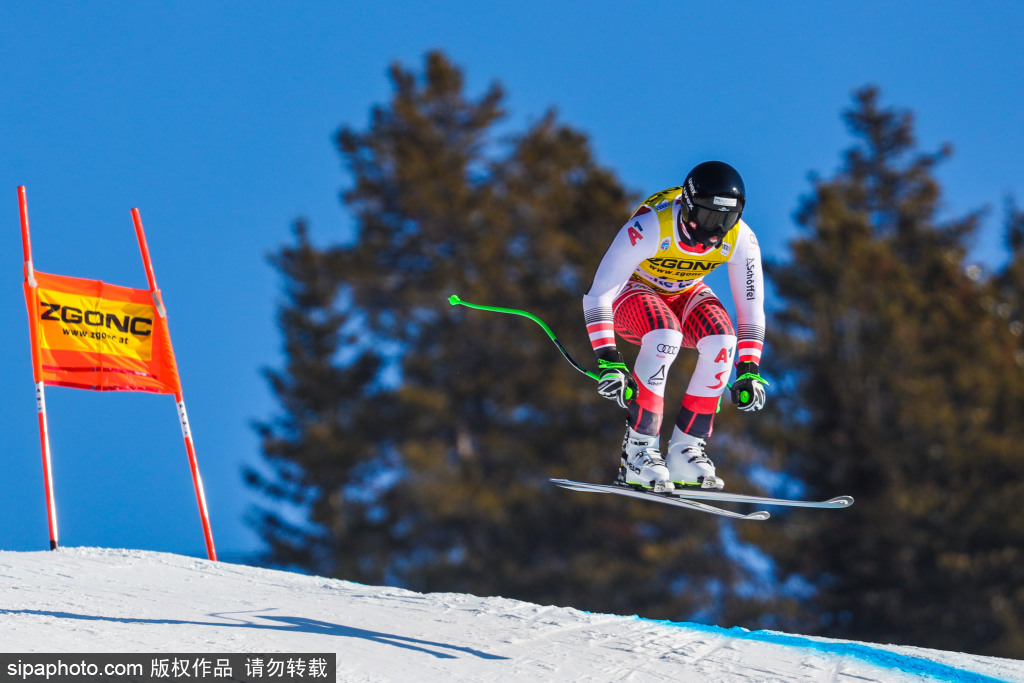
left=729, top=372, right=768, bottom=407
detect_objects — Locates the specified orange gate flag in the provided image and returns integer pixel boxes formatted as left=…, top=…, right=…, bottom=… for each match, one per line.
left=27, top=271, right=182, bottom=394
left=19, top=185, right=216, bottom=561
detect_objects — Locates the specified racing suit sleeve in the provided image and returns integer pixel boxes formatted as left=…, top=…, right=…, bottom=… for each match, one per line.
left=582, top=211, right=660, bottom=361
left=726, top=221, right=766, bottom=367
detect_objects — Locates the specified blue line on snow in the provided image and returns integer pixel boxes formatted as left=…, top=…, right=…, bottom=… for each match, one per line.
left=641, top=618, right=1010, bottom=683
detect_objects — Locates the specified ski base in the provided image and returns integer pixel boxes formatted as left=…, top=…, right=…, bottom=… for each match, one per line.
left=671, top=488, right=854, bottom=509
left=550, top=479, right=771, bottom=520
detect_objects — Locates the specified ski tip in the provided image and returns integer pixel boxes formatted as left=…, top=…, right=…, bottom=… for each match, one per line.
left=549, top=478, right=589, bottom=491
left=826, top=496, right=855, bottom=507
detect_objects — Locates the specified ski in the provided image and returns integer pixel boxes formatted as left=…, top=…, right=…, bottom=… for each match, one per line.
left=672, top=488, right=854, bottom=509
left=549, top=479, right=770, bottom=520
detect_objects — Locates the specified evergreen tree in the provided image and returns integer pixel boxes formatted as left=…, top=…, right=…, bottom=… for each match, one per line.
left=979, top=198, right=1024, bottom=655
left=251, top=52, right=769, bottom=621
left=248, top=220, right=398, bottom=582
left=760, top=87, right=1024, bottom=656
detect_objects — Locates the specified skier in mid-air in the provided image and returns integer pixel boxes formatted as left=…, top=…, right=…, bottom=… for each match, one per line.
left=584, top=161, right=767, bottom=493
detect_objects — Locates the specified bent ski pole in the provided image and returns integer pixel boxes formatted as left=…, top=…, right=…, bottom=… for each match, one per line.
left=446, top=294, right=633, bottom=400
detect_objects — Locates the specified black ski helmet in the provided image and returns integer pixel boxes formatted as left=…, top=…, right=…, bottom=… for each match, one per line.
left=679, top=161, right=746, bottom=248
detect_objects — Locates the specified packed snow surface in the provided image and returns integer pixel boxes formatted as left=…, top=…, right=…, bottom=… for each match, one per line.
left=1, top=547, right=1022, bottom=682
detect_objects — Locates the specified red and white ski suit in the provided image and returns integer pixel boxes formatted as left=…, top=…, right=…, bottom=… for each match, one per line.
left=583, top=186, right=765, bottom=438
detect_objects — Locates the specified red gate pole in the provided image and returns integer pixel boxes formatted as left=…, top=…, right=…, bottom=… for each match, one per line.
left=19, top=186, right=60, bottom=550
left=131, top=208, right=217, bottom=561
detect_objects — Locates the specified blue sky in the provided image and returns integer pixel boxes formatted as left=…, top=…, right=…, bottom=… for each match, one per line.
left=1, top=2, right=1022, bottom=560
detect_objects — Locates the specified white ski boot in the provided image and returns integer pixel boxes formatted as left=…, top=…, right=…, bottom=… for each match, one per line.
left=665, top=427, right=724, bottom=490
left=617, top=426, right=674, bottom=493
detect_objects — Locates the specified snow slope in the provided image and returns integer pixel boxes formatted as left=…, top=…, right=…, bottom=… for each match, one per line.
left=1, top=547, right=1022, bottom=682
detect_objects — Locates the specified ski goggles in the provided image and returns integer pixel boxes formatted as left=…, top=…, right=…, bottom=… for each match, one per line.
left=689, top=204, right=742, bottom=234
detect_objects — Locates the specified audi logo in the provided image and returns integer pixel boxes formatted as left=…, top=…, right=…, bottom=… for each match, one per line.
left=656, top=344, right=679, bottom=354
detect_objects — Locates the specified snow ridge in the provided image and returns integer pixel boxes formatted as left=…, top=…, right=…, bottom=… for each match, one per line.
left=1, top=547, right=1021, bottom=683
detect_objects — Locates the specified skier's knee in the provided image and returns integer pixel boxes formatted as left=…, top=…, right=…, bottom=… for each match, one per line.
left=633, top=328, right=683, bottom=397
left=695, top=334, right=736, bottom=366
left=638, top=328, right=684, bottom=367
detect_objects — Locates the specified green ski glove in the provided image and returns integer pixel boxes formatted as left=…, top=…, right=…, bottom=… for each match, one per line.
left=596, top=351, right=637, bottom=409
left=730, top=361, right=768, bottom=412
